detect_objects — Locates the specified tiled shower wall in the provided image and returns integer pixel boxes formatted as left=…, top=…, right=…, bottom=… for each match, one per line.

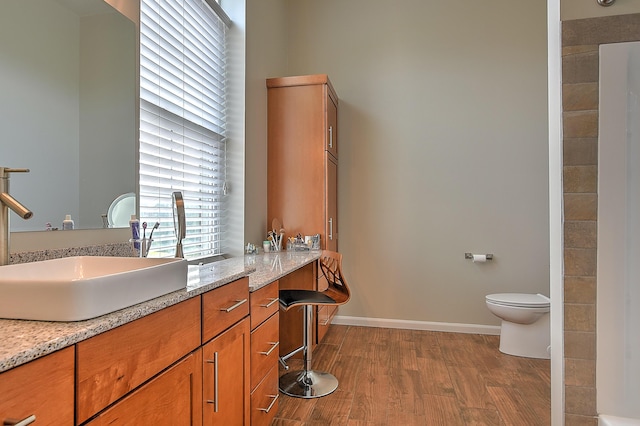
left=562, top=13, right=640, bottom=426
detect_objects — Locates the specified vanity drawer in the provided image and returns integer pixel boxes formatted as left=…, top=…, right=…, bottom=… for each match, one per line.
left=76, top=297, right=201, bottom=424
left=250, top=311, right=279, bottom=391
left=249, top=280, right=279, bottom=330
left=250, top=365, right=279, bottom=426
left=0, top=346, right=74, bottom=426
left=202, top=277, right=250, bottom=343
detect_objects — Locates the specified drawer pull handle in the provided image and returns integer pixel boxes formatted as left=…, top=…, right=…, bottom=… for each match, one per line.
left=221, top=298, right=247, bottom=312
left=205, top=352, right=219, bottom=412
left=258, top=341, right=279, bottom=356
left=260, top=298, right=279, bottom=308
left=258, top=394, right=279, bottom=413
left=328, top=218, right=333, bottom=240
left=3, top=416, right=36, bottom=426
left=328, top=126, right=334, bottom=149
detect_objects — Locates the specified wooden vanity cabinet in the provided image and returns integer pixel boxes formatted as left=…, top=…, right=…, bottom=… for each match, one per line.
left=249, top=280, right=280, bottom=425
left=76, top=296, right=201, bottom=424
left=201, top=277, right=251, bottom=426
left=0, top=346, right=74, bottom=426
left=2, top=276, right=257, bottom=425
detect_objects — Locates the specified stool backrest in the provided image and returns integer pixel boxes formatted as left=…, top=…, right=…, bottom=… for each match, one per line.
left=319, top=250, right=351, bottom=305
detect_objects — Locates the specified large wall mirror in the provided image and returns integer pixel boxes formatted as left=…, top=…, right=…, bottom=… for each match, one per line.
left=1, top=0, right=137, bottom=232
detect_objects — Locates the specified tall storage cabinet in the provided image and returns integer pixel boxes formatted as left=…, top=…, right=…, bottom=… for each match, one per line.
left=266, top=74, right=338, bottom=253
left=266, top=74, right=339, bottom=350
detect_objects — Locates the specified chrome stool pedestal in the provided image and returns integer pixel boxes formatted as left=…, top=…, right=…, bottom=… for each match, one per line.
left=278, top=304, right=338, bottom=398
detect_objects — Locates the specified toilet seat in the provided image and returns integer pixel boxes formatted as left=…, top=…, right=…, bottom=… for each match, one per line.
left=486, top=293, right=550, bottom=308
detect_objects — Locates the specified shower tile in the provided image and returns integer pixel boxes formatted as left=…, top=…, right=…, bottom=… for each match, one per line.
left=564, top=194, right=597, bottom=221
left=565, top=385, right=596, bottom=415
left=563, top=83, right=598, bottom=112
left=564, top=332, right=595, bottom=360
left=565, top=413, right=598, bottom=426
left=564, top=248, right=597, bottom=276
left=563, top=13, right=640, bottom=47
left=564, top=304, right=596, bottom=332
left=563, top=138, right=597, bottom=166
left=564, top=221, right=597, bottom=249
left=565, top=358, right=595, bottom=387
left=562, top=51, right=599, bottom=84
left=563, top=166, right=597, bottom=193
left=564, top=276, right=596, bottom=304
left=563, top=111, right=598, bottom=138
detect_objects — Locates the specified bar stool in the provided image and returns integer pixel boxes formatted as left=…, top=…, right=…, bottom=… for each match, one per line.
left=278, top=250, right=351, bottom=398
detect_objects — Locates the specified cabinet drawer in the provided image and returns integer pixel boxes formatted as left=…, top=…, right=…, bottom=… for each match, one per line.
left=0, top=346, right=74, bottom=426
left=85, top=350, right=203, bottom=426
left=249, top=280, right=279, bottom=330
left=250, top=365, right=279, bottom=426
left=76, top=297, right=201, bottom=423
left=250, top=312, right=279, bottom=391
left=202, top=277, right=250, bottom=343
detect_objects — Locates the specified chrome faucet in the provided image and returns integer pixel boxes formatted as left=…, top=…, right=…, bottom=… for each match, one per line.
left=1, top=167, right=33, bottom=266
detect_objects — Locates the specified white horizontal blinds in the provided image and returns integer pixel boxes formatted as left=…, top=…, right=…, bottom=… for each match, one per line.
left=140, top=0, right=228, bottom=259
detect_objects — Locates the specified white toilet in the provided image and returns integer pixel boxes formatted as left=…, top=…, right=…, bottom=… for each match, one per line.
left=485, top=293, right=551, bottom=359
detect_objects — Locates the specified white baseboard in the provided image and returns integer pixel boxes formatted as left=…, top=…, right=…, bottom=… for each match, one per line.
left=332, top=315, right=501, bottom=335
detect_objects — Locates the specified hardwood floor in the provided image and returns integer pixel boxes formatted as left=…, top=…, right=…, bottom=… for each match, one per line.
left=272, top=325, right=550, bottom=426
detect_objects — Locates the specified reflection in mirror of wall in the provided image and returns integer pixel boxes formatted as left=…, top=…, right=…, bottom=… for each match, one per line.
left=0, top=0, right=137, bottom=231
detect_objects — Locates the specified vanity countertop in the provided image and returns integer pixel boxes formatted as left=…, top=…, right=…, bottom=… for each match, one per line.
left=0, top=250, right=320, bottom=373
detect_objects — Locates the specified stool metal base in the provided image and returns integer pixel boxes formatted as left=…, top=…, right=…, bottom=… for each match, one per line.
left=279, top=370, right=339, bottom=399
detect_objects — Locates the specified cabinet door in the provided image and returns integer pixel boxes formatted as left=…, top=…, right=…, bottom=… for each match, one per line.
left=325, top=154, right=338, bottom=252
left=0, top=347, right=74, bottom=426
left=203, top=317, right=250, bottom=426
left=326, top=91, right=338, bottom=159
left=85, top=350, right=203, bottom=426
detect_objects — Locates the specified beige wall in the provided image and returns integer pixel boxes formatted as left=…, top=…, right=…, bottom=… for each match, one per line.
left=289, top=0, right=549, bottom=326
left=246, top=0, right=549, bottom=326
left=244, top=0, right=288, bottom=251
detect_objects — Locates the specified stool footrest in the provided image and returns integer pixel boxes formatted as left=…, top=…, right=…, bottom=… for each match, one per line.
left=279, top=370, right=339, bottom=399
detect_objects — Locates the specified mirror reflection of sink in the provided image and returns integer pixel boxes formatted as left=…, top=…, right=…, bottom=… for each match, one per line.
left=0, top=256, right=187, bottom=322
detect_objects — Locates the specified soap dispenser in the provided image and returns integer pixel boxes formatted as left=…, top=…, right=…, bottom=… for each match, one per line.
left=62, top=214, right=74, bottom=230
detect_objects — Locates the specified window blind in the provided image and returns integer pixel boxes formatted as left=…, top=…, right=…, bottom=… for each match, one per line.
left=140, top=0, right=229, bottom=259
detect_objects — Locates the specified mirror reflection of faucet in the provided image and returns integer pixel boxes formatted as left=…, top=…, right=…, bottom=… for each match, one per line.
left=172, top=191, right=186, bottom=258
left=1, top=167, right=33, bottom=265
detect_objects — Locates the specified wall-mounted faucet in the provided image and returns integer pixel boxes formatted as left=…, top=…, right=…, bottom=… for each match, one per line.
left=1, top=167, right=33, bottom=266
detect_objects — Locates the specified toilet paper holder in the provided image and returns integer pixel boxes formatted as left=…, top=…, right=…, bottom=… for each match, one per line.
left=465, top=253, right=494, bottom=260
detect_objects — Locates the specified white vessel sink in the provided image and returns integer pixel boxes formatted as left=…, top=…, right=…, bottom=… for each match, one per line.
left=0, top=256, right=188, bottom=321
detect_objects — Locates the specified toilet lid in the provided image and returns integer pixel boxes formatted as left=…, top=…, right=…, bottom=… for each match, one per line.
left=486, top=293, right=550, bottom=308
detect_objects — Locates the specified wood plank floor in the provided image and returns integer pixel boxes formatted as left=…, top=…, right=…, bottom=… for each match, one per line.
left=272, top=325, right=550, bottom=426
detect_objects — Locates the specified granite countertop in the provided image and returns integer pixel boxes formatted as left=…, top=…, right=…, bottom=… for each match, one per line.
left=0, top=250, right=320, bottom=373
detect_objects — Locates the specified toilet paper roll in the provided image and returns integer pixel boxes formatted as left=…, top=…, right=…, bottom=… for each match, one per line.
left=472, top=254, right=487, bottom=263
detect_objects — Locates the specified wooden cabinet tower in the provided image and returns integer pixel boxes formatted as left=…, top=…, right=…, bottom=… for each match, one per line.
left=266, top=74, right=339, bottom=350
